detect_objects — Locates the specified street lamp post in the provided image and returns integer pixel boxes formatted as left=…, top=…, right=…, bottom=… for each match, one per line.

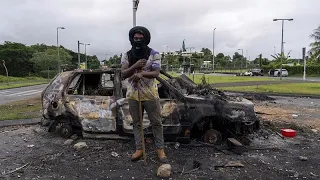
left=273, top=18, right=293, bottom=80
left=166, top=45, right=169, bottom=71
left=84, top=43, right=90, bottom=69
left=212, top=28, right=216, bottom=73
left=78, top=41, right=84, bottom=68
left=238, top=48, right=244, bottom=72
left=57, top=27, right=65, bottom=72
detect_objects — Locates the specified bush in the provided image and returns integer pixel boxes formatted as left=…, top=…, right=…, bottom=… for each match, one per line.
left=262, top=65, right=320, bottom=75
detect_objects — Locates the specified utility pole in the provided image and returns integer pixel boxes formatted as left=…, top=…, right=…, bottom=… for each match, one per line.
left=245, top=49, right=248, bottom=69
left=212, top=28, right=216, bottom=73
left=105, top=54, right=108, bottom=62
left=273, top=18, right=293, bottom=80
left=56, top=27, right=65, bottom=73
left=302, top=47, right=306, bottom=81
left=85, top=43, right=90, bottom=69
left=133, top=0, right=139, bottom=26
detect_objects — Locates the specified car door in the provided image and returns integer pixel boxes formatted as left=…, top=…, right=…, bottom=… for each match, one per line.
left=64, top=72, right=118, bottom=134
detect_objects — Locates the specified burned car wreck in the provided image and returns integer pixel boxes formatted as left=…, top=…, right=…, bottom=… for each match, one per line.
left=41, top=69, right=259, bottom=144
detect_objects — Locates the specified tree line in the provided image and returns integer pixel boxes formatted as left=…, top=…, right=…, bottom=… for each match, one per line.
left=106, top=25, right=320, bottom=75
left=0, top=41, right=100, bottom=78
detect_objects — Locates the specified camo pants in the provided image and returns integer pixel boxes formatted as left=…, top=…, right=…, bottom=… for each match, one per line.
left=128, top=99, right=164, bottom=150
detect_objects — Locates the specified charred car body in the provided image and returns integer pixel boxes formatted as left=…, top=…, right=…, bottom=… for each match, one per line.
left=41, top=69, right=259, bottom=144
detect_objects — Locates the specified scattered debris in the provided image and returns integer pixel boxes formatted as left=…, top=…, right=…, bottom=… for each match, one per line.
left=215, top=161, right=245, bottom=169
left=311, top=129, right=318, bottom=133
left=32, top=128, right=42, bottom=134
left=224, top=161, right=244, bottom=168
left=227, top=138, right=243, bottom=147
left=70, top=134, right=78, bottom=140
left=299, top=156, right=308, bottom=161
left=111, top=151, right=119, bottom=157
left=292, top=114, right=299, bottom=119
left=281, top=129, right=296, bottom=137
left=74, top=142, right=88, bottom=150
left=27, top=144, right=34, bottom=148
left=310, top=172, right=318, bottom=177
left=93, top=147, right=103, bottom=150
left=174, top=142, right=180, bottom=149
left=63, top=139, right=74, bottom=145
left=2, top=162, right=30, bottom=176
left=157, top=164, right=172, bottom=178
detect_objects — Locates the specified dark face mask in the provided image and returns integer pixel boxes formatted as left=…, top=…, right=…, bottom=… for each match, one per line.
left=131, top=37, right=147, bottom=57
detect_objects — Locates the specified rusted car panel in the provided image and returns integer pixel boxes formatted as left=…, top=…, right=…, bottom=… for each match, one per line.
left=40, top=68, right=259, bottom=143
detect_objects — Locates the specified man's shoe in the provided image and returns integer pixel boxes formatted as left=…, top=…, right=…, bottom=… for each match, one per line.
left=131, top=150, right=143, bottom=161
left=156, top=148, right=168, bottom=163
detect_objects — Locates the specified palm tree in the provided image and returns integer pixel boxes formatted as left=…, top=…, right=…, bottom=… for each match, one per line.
left=309, top=25, right=320, bottom=62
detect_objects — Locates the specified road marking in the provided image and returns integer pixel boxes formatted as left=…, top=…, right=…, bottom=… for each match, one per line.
left=20, top=90, right=43, bottom=96
left=0, top=90, right=12, bottom=94
left=4, top=90, right=40, bottom=96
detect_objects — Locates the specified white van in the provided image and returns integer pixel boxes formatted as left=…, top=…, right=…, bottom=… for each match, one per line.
left=268, top=69, right=289, bottom=77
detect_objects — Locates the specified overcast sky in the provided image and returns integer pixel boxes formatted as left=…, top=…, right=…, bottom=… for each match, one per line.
left=0, top=0, right=319, bottom=61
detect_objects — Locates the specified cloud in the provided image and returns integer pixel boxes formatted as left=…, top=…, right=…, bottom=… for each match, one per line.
left=0, top=0, right=319, bottom=60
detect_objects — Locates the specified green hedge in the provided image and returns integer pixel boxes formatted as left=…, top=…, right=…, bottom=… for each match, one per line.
left=262, top=65, right=320, bottom=75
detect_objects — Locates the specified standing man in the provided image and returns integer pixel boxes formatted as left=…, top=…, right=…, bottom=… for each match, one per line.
left=120, top=26, right=167, bottom=163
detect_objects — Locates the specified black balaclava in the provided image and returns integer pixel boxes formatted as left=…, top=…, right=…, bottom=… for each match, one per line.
left=128, top=26, right=151, bottom=67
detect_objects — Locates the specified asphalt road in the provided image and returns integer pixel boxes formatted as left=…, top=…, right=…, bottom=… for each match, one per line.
left=0, top=84, right=48, bottom=105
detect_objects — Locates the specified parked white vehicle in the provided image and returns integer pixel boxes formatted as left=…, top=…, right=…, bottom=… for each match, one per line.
left=268, top=69, right=289, bottom=77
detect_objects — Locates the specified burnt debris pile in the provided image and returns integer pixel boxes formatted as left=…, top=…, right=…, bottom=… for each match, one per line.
left=167, top=74, right=226, bottom=98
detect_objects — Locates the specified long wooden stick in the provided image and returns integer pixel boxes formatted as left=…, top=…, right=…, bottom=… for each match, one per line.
left=137, top=81, right=147, bottom=165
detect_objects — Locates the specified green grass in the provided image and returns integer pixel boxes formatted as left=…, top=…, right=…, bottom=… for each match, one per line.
left=0, top=75, right=46, bottom=83
left=220, top=83, right=320, bottom=95
left=168, top=73, right=278, bottom=84
left=0, top=75, right=50, bottom=89
left=0, top=97, right=42, bottom=120
left=0, top=81, right=49, bottom=90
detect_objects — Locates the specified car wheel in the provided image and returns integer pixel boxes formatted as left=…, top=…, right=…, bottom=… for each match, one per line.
left=203, top=129, right=222, bottom=145
left=59, top=124, right=73, bottom=138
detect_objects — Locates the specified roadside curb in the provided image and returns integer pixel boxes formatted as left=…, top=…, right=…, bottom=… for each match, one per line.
left=0, top=118, right=41, bottom=128
left=0, top=83, right=48, bottom=90
left=224, top=90, right=320, bottom=99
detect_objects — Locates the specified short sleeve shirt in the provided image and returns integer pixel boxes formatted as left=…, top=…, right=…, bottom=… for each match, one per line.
left=120, top=49, right=161, bottom=101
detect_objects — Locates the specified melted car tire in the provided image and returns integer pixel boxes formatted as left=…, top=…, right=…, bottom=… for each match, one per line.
left=203, top=129, right=222, bottom=145
left=59, top=124, right=73, bottom=138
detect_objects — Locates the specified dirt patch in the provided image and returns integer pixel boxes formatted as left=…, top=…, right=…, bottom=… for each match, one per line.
left=255, top=104, right=320, bottom=132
